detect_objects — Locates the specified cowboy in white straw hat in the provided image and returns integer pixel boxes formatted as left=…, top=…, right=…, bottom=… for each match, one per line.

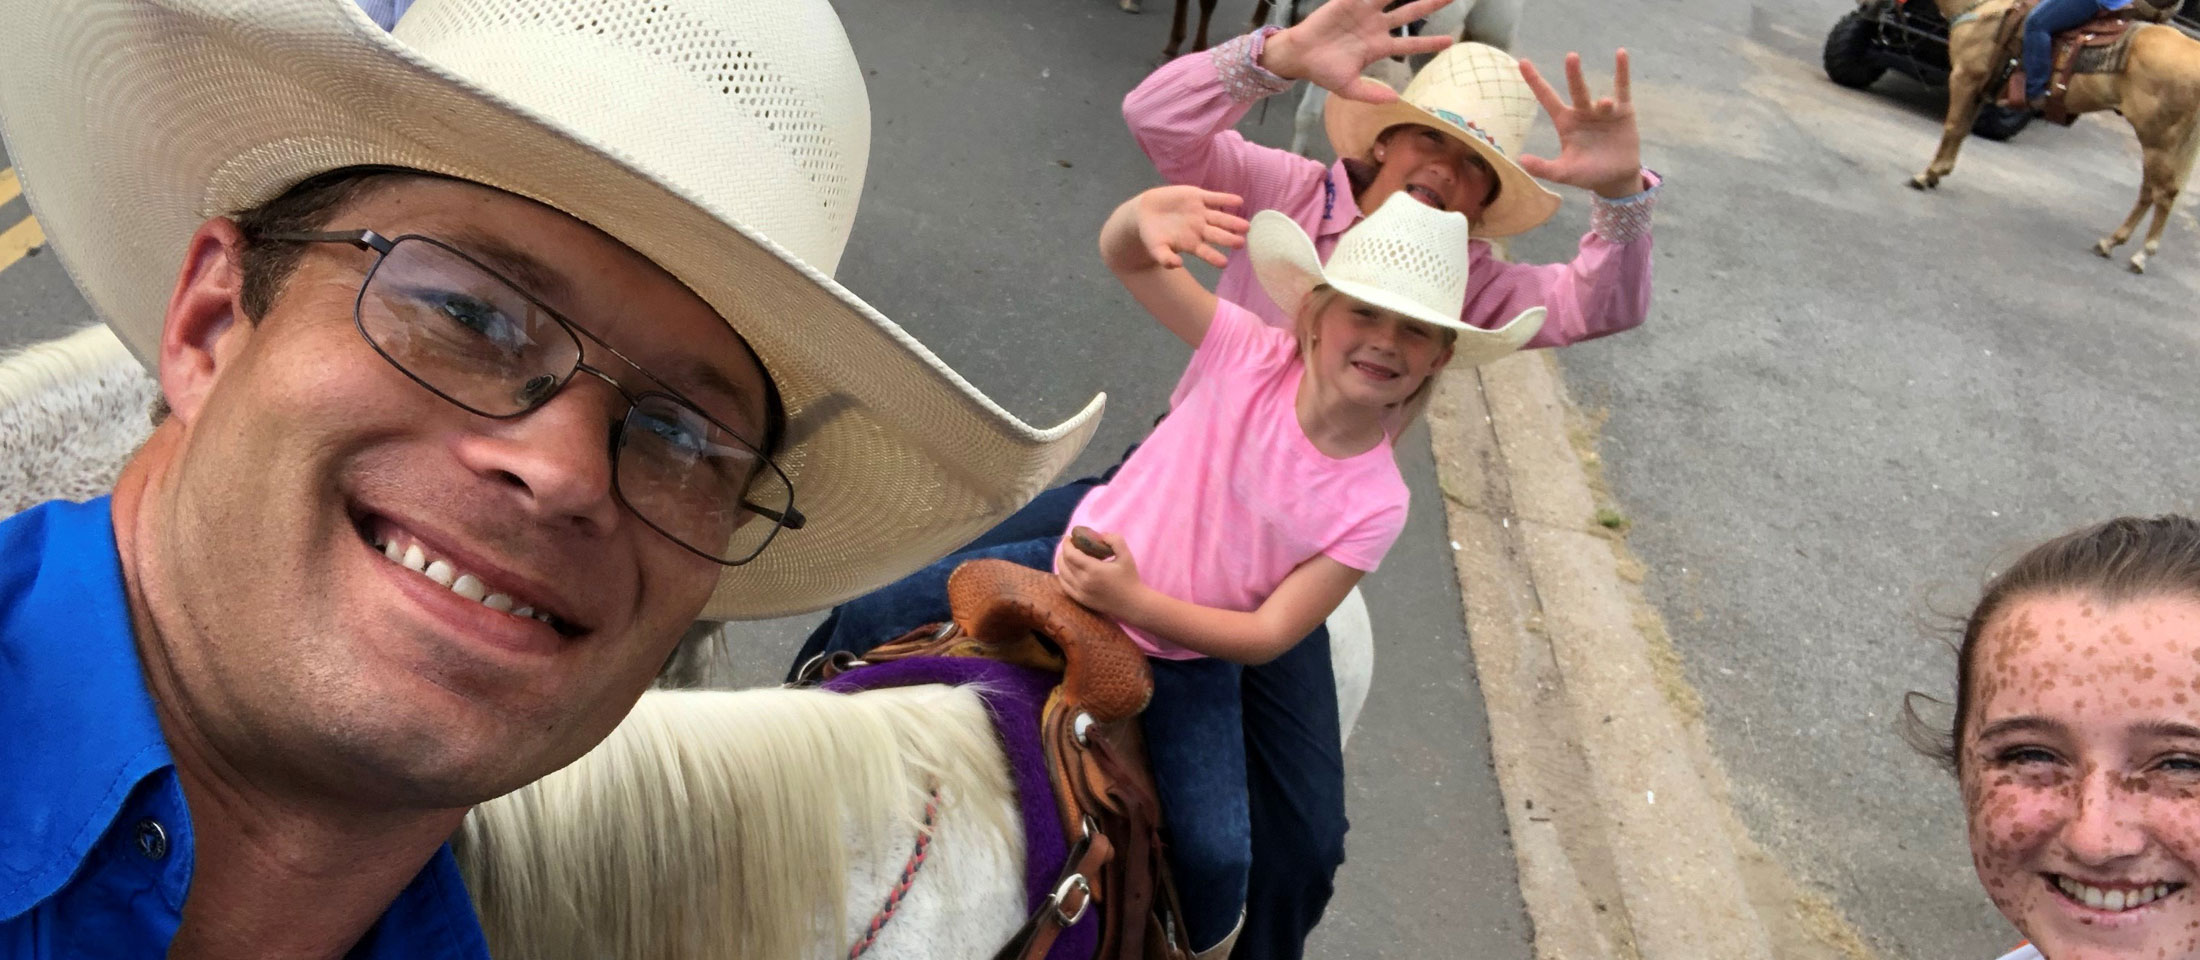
left=0, top=0, right=1099, bottom=954
left=970, top=2, right=1653, bottom=954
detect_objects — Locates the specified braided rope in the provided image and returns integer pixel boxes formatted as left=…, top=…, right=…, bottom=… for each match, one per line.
left=846, top=782, right=943, bottom=959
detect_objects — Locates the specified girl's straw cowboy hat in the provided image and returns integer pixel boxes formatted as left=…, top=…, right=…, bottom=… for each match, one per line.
left=1324, top=42, right=1563, bottom=238
left=1249, top=193, right=1544, bottom=367
left=0, top=0, right=1102, bottom=621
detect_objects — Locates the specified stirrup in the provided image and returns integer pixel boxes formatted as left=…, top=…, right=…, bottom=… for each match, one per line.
left=1189, top=910, right=1246, bottom=960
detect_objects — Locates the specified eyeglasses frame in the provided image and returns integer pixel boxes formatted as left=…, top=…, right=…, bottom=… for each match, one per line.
left=254, top=228, right=806, bottom=566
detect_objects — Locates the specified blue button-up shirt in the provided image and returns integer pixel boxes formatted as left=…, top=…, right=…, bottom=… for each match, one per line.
left=0, top=498, right=491, bottom=959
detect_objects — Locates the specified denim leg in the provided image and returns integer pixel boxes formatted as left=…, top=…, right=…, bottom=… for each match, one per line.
left=2025, top=0, right=2102, bottom=98
left=1141, top=656, right=1251, bottom=952
left=1231, top=626, right=1348, bottom=960
left=787, top=537, right=1059, bottom=675
left=960, top=479, right=1100, bottom=552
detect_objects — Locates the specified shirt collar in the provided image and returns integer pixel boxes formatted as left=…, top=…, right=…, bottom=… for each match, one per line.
left=0, top=497, right=169, bottom=920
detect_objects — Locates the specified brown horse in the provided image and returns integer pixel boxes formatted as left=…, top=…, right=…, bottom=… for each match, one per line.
left=1908, top=0, right=2200, bottom=273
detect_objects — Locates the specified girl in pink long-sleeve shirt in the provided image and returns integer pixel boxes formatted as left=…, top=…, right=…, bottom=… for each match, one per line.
left=1122, top=0, right=1659, bottom=348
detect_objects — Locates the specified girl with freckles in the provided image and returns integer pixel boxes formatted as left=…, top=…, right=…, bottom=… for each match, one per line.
left=1912, top=516, right=2200, bottom=960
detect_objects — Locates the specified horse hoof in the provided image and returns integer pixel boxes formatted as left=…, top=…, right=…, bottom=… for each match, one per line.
left=2094, top=240, right=2115, bottom=258
left=1119, top=0, right=1139, bottom=11
left=1908, top=175, right=1934, bottom=191
left=2128, top=256, right=2147, bottom=275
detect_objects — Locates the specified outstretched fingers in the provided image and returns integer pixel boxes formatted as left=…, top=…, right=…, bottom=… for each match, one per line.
left=1564, top=51, right=1592, bottom=110
left=1613, top=48, right=1632, bottom=106
left=1383, top=0, right=1457, bottom=29
left=1517, top=57, right=1568, bottom=119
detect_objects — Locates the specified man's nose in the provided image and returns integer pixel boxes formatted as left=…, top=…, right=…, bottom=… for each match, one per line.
left=451, top=375, right=626, bottom=533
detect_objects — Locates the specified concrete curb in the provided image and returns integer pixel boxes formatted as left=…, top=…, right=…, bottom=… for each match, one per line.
left=1426, top=353, right=1870, bottom=960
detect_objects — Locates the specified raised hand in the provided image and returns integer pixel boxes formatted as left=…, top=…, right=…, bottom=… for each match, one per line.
left=1133, top=185, right=1251, bottom=269
left=1515, top=49, right=1646, bottom=199
left=1261, top=0, right=1458, bottom=104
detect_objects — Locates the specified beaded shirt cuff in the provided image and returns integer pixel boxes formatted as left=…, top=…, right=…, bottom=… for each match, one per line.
left=1212, top=27, right=1295, bottom=103
left=1589, top=169, right=1661, bottom=245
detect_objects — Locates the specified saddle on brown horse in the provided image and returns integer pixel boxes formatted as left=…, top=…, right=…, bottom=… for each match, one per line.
left=806, top=559, right=1201, bottom=960
left=1993, top=0, right=2177, bottom=124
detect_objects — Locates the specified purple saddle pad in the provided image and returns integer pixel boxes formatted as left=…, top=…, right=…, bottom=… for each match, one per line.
left=823, top=656, right=1097, bottom=960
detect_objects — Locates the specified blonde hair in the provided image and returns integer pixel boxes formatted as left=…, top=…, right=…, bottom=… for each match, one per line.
left=1291, top=285, right=1455, bottom=434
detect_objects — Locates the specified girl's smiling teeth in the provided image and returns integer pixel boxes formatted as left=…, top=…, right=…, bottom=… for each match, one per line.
left=1351, top=359, right=1401, bottom=381
left=1401, top=184, right=1446, bottom=209
left=366, top=526, right=566, bottom=630
left=2051, top=874, right=2184, bottom=911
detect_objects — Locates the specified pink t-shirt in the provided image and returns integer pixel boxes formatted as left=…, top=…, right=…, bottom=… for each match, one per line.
left=1065, top=300, right=1410, bottom=659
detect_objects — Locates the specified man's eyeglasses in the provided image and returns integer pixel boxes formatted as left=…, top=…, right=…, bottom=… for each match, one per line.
left=256, top=229, right=804, bottom=565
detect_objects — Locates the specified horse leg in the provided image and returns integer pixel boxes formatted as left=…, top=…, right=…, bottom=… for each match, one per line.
left=1163, top=0, right=1189, bottom=57
left=1248, top=0, right=1272, bottom=32
left=1461, top=0, right=1524, bottom=51
left=1122, top=0, right=1142, bottom=14
left=1193, top=0, right=1218, bottom=51
left=1291, top=83, right=1327, bottom=156
left=2123, top=128, right=2195, bottom=273
left=1911, top=64, right=1992, bottom=189
left=2094, top=185, right=2155, bottom=261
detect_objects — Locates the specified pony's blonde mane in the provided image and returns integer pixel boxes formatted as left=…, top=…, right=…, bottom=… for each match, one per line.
left=456, top=684, right=1013, bottom=960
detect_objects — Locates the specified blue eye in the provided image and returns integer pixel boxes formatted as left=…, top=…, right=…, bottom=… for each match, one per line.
left=636, top=409, right=709, bottom=456
left=423, top=292, right=530, bottom=354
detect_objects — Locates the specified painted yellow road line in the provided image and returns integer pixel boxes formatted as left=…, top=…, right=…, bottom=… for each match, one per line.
left=0, top=167, right=19, bottom=208
left=0, top=215, right=46, bottom=273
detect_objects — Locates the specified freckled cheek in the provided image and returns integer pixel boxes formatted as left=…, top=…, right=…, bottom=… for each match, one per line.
left=1968, top=782, right=2065, bottom=866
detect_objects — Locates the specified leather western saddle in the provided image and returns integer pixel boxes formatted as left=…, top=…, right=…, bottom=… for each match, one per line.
left=803, top=559, right=1200, bottom=960
left=1992, top=0, right=2180, bottom=124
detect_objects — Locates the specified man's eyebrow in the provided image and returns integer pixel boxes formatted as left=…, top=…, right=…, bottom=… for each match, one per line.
left=673, top=358, right=762, bottom=434
left=440, top=226, right=575, bottom=307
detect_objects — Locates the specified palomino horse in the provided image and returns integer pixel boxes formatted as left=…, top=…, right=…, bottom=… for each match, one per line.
left=1908, top=0, right=2200, bottom=273
left=0, top=325, right=1378, bottom=959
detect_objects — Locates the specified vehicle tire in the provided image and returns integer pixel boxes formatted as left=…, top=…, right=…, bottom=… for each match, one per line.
left=1972, top=102, right=2032, bottom=140
left=1824, top=11, right=1886, bottom=89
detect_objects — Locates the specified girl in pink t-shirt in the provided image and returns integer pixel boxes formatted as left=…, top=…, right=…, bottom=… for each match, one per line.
left=805, top=182, right=1540, bottom=954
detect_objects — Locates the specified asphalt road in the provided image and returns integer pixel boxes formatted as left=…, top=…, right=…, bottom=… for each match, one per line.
left=0, top=2, right=1534, bottom=955
left=1538, top=1, right=2200, bottom=957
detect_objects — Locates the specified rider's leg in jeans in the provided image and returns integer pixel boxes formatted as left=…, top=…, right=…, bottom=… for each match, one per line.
left=2024, top=0, right=2105, bottom=101
left=796, top=536, right=1059, bottom=665
left=1231, top=625, right=1348, bottom=960
left=787, top=455, right=1129, bottom=680
left=1142, top=655, right=1254, bottom=953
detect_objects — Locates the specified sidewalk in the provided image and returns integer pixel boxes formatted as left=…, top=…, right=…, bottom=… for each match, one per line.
left=1427, top=353, right=1870, bottom=959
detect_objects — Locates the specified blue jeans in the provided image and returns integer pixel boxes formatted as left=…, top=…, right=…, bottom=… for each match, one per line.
left=790, top=475, right=1350, bottom=959
left=2025, top=0, right=2107, bottom=99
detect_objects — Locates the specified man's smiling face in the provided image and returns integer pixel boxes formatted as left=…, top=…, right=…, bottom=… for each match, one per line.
left=143, top=175, right=769, bottom=806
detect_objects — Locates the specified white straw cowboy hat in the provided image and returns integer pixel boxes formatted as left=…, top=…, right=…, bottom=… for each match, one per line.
left=1324, top=42, right=1562, bottom=239
left=1248, top=193, right=1544, bottom=367
left=0, top=0, right=1103, bottom=620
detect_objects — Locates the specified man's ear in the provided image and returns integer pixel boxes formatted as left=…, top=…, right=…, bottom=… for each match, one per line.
left=157, top=217, right=256, bottom=427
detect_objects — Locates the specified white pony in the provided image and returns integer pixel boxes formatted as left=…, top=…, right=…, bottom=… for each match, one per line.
left=1277, top=0, right=1524, bottom=156
left=0, top=326, right=1377, bottom=960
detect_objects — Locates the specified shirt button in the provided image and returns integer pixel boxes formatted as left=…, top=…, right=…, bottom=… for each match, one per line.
left=134, top=819, right=169, bottom=860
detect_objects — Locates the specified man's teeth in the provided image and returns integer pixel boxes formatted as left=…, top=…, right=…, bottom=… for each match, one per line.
left=378, top=534, right=553, bottom=625
left=2056, top=875, right=2177, bottom=911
